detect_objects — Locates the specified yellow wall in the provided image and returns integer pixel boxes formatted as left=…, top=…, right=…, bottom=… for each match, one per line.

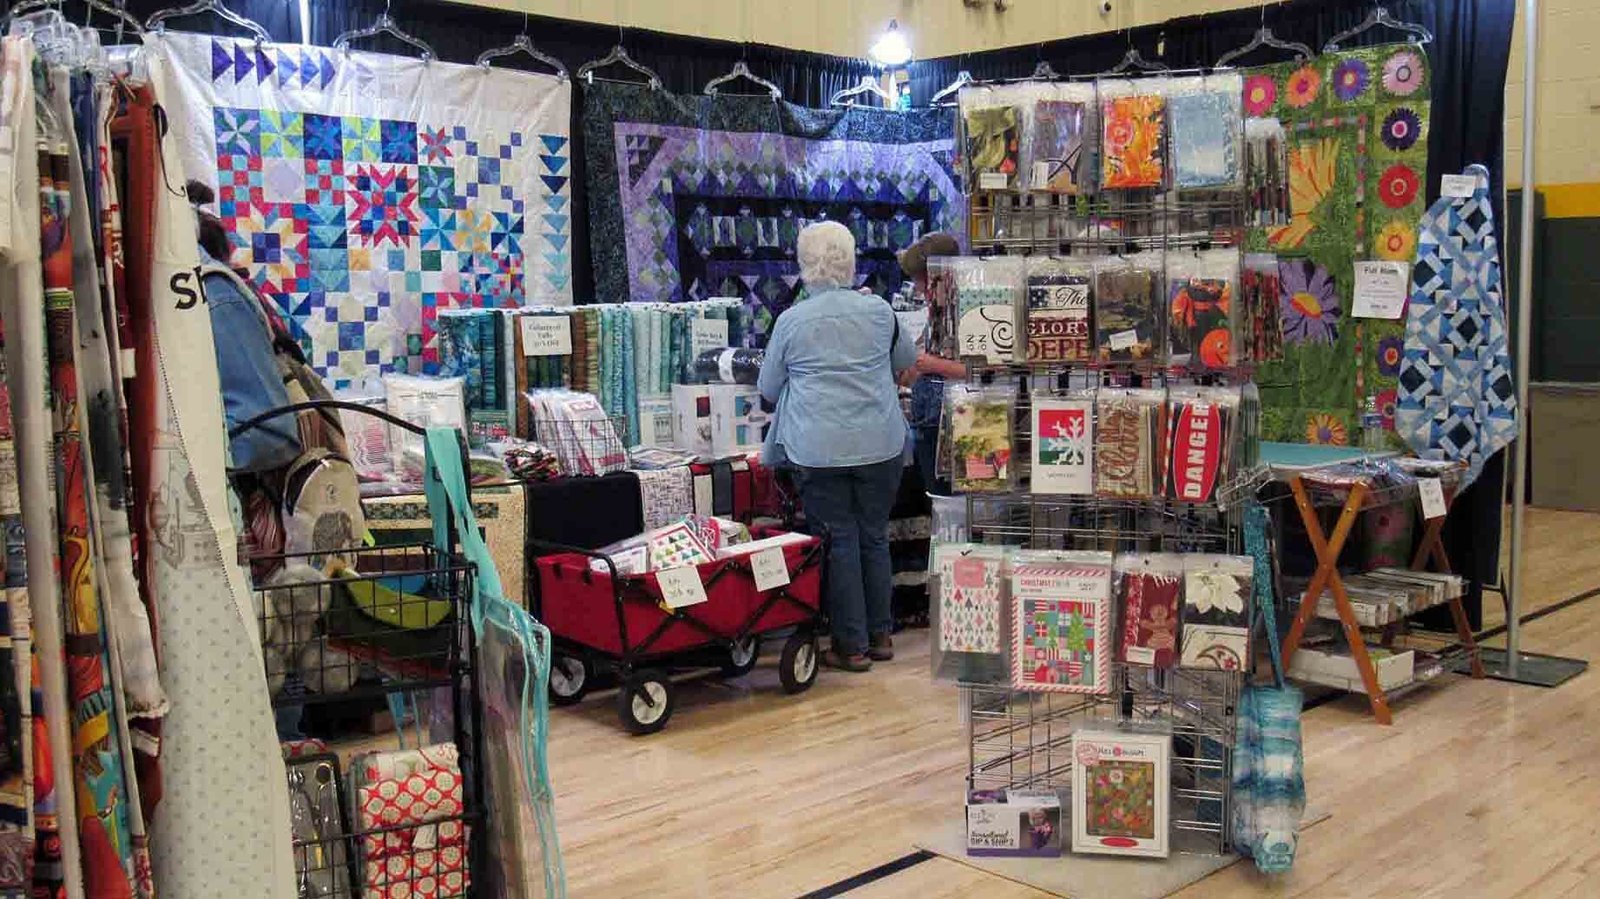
left=461, top=0, right=1595, bottom=205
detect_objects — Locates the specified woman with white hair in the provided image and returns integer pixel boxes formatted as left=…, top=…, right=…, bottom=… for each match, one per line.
left=759, top=221, right=917, bottom=672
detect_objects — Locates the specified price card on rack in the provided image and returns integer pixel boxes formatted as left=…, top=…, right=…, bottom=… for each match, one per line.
left=1352, top=261, right=1411, bottom=320
left=520, top=315, right=572, bottom=356
left=750, top=546, right=791, bottom=592
left=691, top=317, right=730, bottom=356
left=1418, top=478, right=1448, bottom=521
left=656, top=566, right=709, bottom=609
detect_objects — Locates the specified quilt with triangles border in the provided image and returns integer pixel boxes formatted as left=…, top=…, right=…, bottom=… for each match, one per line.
left=583, top=82, right=962, bottom=345
left=155, top=32, right=572, bottom=387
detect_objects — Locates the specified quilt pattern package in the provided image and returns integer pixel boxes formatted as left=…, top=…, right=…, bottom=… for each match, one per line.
left=157, top=33, right=573, bottom=387
left=583, top=82, right=961, bottom=342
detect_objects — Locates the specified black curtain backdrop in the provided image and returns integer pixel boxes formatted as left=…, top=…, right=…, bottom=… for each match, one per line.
left=96, top=0, right=1511, bottom=623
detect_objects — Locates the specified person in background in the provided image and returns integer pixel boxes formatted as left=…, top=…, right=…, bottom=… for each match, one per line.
left=896, top=232, right=968, bottom=495
left=760, top=221, right=917, bottom=672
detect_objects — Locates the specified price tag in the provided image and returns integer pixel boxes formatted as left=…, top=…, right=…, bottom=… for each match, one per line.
left=1440, top=173, right=1476, bottom=198
left=520, top=315, right=572, bottom=356
left=656, top=565, right=709, bottom=609
left=1109, top=329, right=1139, bottom=351
left=979, top=171, right=1010, bottom=191
left=1352, top=261, right=1411, bottom=319
left=750, top=546, right=791, bottom=592
left=1032, top=160, right=1053, bottom=188
left=691, top=317, right=730, bottom=356
left=1418, top=478, right=1447, bottom=520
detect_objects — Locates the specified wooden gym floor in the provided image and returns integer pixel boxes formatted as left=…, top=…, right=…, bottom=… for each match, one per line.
left=546, top=507, right=1600, bottom=899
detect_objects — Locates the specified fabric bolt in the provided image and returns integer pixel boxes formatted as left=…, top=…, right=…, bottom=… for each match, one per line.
left=155, top=31, right=573, bottom=388
left=1245, top=46, right=1430, bottom=445
left=583, top=82, right=959, bottom=340
left=636, top=467, right=695, bottom=531
left=1395, top=165, right=1517, bottom=489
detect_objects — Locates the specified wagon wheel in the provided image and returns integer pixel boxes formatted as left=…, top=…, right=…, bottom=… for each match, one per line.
left=779, top=631, right=819, bottom=694
left=719, top=636, right=761, bottom=679
left=617, top=669, right=674, bottom=735
left=548, top=654, right=590, bottom=707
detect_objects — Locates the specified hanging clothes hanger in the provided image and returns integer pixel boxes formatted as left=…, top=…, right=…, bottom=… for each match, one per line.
left=332, top=0, right=434, bottom=62
left=931, top=70, right=973, bottom=107
left=476, top=14, right=568, bottom=79
left=1106, top=47, right=1170, bottom=74
left=1214, top=25, right=1314, bottom=69
left=704, top=60, right=782, bottom=100
left=576, top=43, right=662, bottom=90
left=6, top=1, right=143, bottom=39
left=1323, top=4, right=1433, bottom=52
left=146, top=0, right=270, bottom=46
left=830, top=75, right=890, bottom=107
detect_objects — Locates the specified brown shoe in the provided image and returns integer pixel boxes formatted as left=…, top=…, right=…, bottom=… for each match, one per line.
left=820, top=647, right=873, bottom=672
left=867, top=634, right=894, bottom=662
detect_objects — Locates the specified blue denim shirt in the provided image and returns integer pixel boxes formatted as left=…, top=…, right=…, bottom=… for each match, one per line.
left=201, top=252, right=302, bottom=472
left=758, top=288, right=916, bottom=469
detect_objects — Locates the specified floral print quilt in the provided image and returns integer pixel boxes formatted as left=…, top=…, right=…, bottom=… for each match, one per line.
left=1244, top=45, right=1429, bottom=445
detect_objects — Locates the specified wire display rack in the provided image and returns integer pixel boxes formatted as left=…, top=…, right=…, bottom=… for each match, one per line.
left=233, top=400, right=489, bottom=898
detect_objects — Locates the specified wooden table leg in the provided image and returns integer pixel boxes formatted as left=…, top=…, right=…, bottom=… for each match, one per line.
left=1280, top=479, right=1393, bottom=722
left=1409, top=491, right=1486, bottom=679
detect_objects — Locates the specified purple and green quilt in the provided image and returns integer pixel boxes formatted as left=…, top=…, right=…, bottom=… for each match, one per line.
left=583, top=82, right=961, bottom=344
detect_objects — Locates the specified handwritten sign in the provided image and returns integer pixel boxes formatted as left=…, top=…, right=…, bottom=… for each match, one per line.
left=520, top=315, right=572, bottom=356
left=656, top=565, right=709, bottom=609
left=1418, top=478, right=1447, bottom=521
left=691, top=317, right=730, bottom=356
left=1109, top=329, right=1139, bottom=352
left=1440, top=173, right=1476, bottom=198
left=1352, top=261, right=1411, bottom=320
left=750, top=546, right=791, bottom=592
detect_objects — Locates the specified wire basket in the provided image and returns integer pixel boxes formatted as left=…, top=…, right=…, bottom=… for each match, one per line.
left=257, top=543, right=476, bottom=705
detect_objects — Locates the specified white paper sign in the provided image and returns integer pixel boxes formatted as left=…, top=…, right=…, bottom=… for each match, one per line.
left=750, top=546, right=791, bottom=592
left=1109, top=329, right=1139, bottom=351
left=1418, top=478, right=1447, bottom=521
left=1352, top=261, right=1411, bottom=320
left=656, top=565, right=709, bottom=609
left=979, top=171, right=1010, bottom=191
left=691, top=317, right=730, bottom=356
left=1440, top=173, right=1476, bottom=198
left=520, top=315, right=572, bottom=356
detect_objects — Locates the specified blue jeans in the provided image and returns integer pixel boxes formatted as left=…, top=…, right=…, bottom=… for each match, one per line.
left=796, top=456, right=904, bottom=655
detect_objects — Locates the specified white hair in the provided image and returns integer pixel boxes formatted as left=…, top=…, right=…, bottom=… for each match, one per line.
left=797, top=220, right=857, bottom=292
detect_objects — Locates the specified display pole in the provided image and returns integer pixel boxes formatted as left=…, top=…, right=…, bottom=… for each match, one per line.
left=1507, top=0, right=1538, bottom=680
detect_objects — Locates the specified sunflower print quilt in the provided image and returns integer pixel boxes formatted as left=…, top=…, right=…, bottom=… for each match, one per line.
left=1243, top=45, right=1429, bottom=446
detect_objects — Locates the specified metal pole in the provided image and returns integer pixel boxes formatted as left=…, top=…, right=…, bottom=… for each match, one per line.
left=1508, top=0, right=1539, bottom=679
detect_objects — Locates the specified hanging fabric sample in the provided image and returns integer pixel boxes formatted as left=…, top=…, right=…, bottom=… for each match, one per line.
left=1024, top=257, right=1091, bottom=364
left=964, top=105, right=1021, bottom=191
left=1030, top=97, right=1091, bottom=194
left=1099, top=83, right=1165, bottom=190
left=130, top=49, right=298, bottom=897
left=1010, top=552, right=1113, bottom=693
left=1244, top=46, right=1430, bottom=445
left=1166, top=74, right=1243, bottom=190
left=582, top=82, right=961, bottom=342
left=1396, top=165, right=1517, bottom=489
left=153, top=32, right=574, bottom=388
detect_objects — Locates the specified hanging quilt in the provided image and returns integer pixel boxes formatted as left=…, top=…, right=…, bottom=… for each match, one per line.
left=154, top=32, right=573, bottom=388
left=582, top=82, right=961, bottom=344
left=1396, top=165, right=1517, bottom=489
left=1244, top=46, right=1430, bottom=445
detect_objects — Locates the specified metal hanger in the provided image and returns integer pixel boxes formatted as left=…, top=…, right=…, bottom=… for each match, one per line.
left=147, top=0, right=270, bottom=46
left=930, top=70, right=972, bottom=107
left=6, top=1, right=143, bottom=40
left=1105, top=47, right=1170, bottom=75
left=476, top=15, right=568, bottom=79
left=576, top=44, right=662, bottom=90
left=332, top=0, right=434, bottom=62
left=1215, top=27, right=1314, bottom=68
left=1324, top=4, right=1433, bottom=52
left=704, top=61, right=782, bottom=101
left=830, top=75, right=890, bottom=107
left=1031, top=60, right=1063, bottom=79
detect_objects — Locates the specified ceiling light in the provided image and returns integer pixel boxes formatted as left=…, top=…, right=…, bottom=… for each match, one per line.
left=869, top=19, right=912, bottom=68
